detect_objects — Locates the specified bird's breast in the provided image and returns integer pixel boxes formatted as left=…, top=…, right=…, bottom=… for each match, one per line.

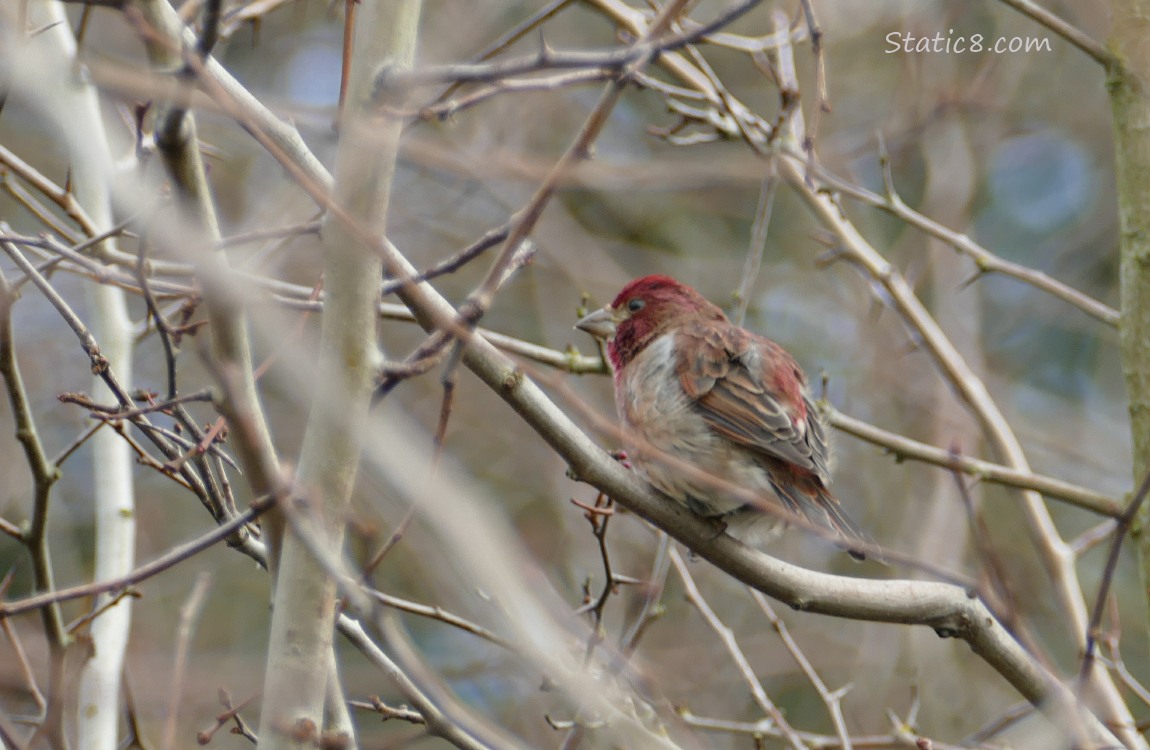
left=616, top=335, right=769, bottom=515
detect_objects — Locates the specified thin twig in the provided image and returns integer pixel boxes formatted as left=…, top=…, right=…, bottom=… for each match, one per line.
left=350, top=697, right=425, bottom=724
left=196, top=690, right=260, bottom=746
left=426, top=0, right=576, bottom=107
left=0, top=143, right=97, bottom=236
left=162, top=572, right=212, bottom=750
left=136, top=229, right=181, bottom=400
left=671, top=547, right=809, bottom=750
left=1069, top=519, right=1118, bottom=556
left=824, top=405, right=1121, bottom=517
left=811, top=155, right=1119, bottom=327
left=961, top=701, right=1035, bottom=746
left=1079, top=467, right=1150, bottom=682
left=1, top=616, right=46, bottom=712
left=948, top=455, right=1055, bottom=677
left=377, top=0, right=761, bottom=92
left=195, top=0, right=222, bottom=58
left=995, top=0, right=1115, bottom=68
left=1099, top=605, right=1150, bottom=711
left=416, top=69, right=612, bottom=122
left=732, top=171, right=777, bottom=326
left=749, top=590, right=852, bottom=750
left=217, top=220, right=320, bottom=248
left=66, top=589, right=140, bottom=635
left=577, top=492, right=617, bottom=649
left=368, top=590, right=513, bottom=651
left=617, top=531, right=671, bottom=656
left=1, top=173, right=82, bottom=243
left=0, top=496, right=273, bottom=619
left=682, top=711, right=975, bottom=749
left=0, top=263, right=70, bottom=744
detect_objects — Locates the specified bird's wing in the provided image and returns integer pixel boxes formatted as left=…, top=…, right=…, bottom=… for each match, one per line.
left=675, top=322, right=831, bottom=484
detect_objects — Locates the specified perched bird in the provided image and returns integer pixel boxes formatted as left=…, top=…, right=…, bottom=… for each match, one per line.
left=575, top=274, right=869, bottom=557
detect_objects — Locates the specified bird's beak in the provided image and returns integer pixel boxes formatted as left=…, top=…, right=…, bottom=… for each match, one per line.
left=575, top=306, right=617, bottom=341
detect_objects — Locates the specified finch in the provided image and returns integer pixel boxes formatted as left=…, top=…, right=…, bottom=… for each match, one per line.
left=576, top=275, right=869, bottom=558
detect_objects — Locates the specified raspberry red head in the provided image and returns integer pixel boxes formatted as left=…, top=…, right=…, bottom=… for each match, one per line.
left=582, top=275, right=726, bottom=371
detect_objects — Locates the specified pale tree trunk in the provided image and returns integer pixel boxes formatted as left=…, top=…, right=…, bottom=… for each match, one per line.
left=255, top=3, right=423, bottom=748
left=16, top=4, right=137, bottom=749
left=1110, top=0, right=1150, bottom=636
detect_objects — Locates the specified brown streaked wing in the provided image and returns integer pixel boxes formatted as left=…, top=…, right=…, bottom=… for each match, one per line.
left=675, top=322, right=829, bottom=483
left=800, top=392, right=833, bottom=483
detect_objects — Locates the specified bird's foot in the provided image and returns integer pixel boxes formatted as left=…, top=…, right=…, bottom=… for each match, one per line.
left=684, top=517, right=728, bottom=561
left=610, top=450, right=632, bottom=470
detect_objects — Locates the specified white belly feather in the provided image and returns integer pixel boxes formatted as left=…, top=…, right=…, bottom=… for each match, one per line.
left=615, top=334, right=776, bottom=519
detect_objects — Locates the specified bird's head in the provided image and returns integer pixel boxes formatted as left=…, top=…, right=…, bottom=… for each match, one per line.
left=575, top=275, right=726, bottom=371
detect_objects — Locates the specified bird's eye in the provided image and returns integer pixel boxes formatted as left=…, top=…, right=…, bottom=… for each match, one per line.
left=627, top=298, right=645, bottom=312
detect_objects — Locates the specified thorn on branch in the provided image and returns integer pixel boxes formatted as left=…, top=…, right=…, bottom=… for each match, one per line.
left=957, top=269, right=986, bottom=292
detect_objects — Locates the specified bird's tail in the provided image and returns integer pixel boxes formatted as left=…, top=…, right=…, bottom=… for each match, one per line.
left=769, top=474, right=876, bottom=561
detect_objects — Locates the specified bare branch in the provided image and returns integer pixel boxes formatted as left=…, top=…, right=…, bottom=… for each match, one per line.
left=0, top=496, right=273, bottom=619
left=825, top=405, right=1121, bottom=516
left=813, top=157, right=1119, bottom=328
left=671, top=548, right=809, bottom=750
left=996, top=0, right=1115, bottom=68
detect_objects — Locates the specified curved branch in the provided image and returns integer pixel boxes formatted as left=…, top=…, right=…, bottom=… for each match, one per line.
left=996, top=0, right=1115, bottom=69
left=825, top=406, right=1122, bottom=517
